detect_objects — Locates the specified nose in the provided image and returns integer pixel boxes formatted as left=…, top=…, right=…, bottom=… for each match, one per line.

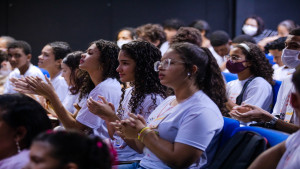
left=116, top=65, right=121, bottom=72
left=38, top=55, right=43, bottom=59
left=81, top=53, right=86, bottom=58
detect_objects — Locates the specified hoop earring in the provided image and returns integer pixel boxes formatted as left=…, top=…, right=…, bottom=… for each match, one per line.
left=16, top=141, right=21, bottom=153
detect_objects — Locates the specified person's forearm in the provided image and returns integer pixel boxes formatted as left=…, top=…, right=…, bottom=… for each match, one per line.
left=47, top=91, right=87, bottom=131
left=248, top=142, right=285, bottom=169
left=142, top=131, right=199, bottom=168
left=275, top=119, right=300, bottom=134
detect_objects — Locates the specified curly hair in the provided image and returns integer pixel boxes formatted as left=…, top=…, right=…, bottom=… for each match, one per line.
left=170, top=27, right=202, bottom=47
left=136, top=24, right=166, bottom=48
left=235, top=42, right=274, bottom=85
left=170, top=42, right=228, bottom=115
left=92, top=39, right=120, bottom=81
left=117, top=41, right=167, bottom=117
left=62, top=51, right=93, bottom=101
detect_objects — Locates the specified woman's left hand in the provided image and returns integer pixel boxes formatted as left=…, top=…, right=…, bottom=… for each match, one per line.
left=112, top=113, right=147, bottom=139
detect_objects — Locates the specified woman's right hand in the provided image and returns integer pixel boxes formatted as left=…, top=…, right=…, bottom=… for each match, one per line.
left=87, top=95, right=118, bottom=122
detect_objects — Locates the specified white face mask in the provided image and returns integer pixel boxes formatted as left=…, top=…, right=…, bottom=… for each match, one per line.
left=117, top=40, right=131, bottom=48
left=281, top=48, right=300, bottom=68
left=242, top=25, right=258, bottom=36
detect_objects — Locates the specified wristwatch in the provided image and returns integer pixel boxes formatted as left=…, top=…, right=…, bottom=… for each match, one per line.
left=265, top=116, right=278, bottom=129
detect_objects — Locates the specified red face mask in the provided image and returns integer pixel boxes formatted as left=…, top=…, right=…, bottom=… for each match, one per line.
left=226, top=60, right=247, bottom=74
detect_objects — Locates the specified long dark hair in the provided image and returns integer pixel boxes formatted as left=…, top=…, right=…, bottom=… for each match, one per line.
left=170, top=42, right=228, bottom=115
left=62, top=51, right=93, bottom=101
left=117, top=41, right=167, bottom=117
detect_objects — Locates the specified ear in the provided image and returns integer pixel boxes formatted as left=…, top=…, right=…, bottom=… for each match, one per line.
left=55, top=59, right=63, bottom=67
left=14, top=126, right=27, bottom=143
left=64, top=162, right=78, bottom=169
left=191, top=65, right=198, bottom=74
left=27, top=54, right=32, bottom=61
left=291, top=93, right=300, bottom=111
left=228, top=40, right=232, bottom=46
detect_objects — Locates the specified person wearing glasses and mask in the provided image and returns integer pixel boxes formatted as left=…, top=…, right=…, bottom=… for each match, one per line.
left=229, top=28, right=300, bottom=133
left=225, top=42, right=274, bottom=120
left=111, top=42, right=226, bottom=169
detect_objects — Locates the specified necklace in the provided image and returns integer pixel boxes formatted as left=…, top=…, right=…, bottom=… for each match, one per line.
left=156, top=98, right=176, bottom=118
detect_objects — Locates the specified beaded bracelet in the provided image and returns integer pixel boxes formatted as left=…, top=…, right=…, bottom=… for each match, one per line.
left=137, top=127, right=150, bottom=140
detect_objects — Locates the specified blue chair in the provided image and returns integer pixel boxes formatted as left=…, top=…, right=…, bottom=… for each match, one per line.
left=222, top=72, right=238, bottom=83
left=266, top=53, right=276, bottom=65
left=271, top=80, right=282, bottom=113
left=219, top=117, right=240, bottom=147
left=231, top=126, right=289, bottom=147
left=37, top=67, right=50, bottom=78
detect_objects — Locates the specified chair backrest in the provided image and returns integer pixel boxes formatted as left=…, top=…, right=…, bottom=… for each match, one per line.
left=231, top=126, right=289, bottom=147
left=222, top=72, right=238, bottom=83
left=266, top=53, right=276, bottom=65
left=219, top=117, right=240, bottom=147
left=272, top=80, right=282, bottom=113
left=38, top=67, right=50, bottom=78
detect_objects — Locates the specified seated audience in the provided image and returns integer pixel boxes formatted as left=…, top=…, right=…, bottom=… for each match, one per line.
left=189, top=19, right=211, bottom=48
left=116, top=27, right=136, bottom=48
left=13, top=40, right=122, bottom=138
left=226, top=42, right=274, bottom=114
left=38, top=41, right=71, bottom=102
left=112, top=42, right=226, bottom=168
left=0, top=50, right=11, bottom=93
left=265, top=37, right=294, bottom=81
left=4, top=40, right=45, bottom=94
left=248, top=65, right=300, bottom=169
left=163, top=18, right=185, bottom=43
left=258, top=19, right=297, bottom=50
left=170, top=27, right=202, bottom=47
left=87, top=40, right=167, bottom=167
left=229, top=28, right=300, bottom=133
left=241, top=15, right=277, bottom=43
left=25, top=131, right=113, bottom=169
left=210, top=30, right=232, bottom=70
left=135, top=23, right=167, bottom=55
left=0, top=94, right=52, bottom=169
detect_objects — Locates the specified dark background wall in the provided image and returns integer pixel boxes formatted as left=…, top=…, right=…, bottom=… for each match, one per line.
left=0, top=0, right=299, bottom=64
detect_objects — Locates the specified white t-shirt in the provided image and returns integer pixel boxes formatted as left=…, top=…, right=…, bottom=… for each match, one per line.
left=62, top=91, right=80, bottom=114
left=115, top=87, right=165, bottom=161
left=51, top=71, right=68, bottom=102
left=273, top=64, right=295, bottom=81
left=76, top=78, right=122, bottom=139
left=272, top=75, right=299, bottom=125
left=226, top=77, right=273, bottom=112
left=140, top=90, right=224, bottom=169
left=160, top=41, right=169, bottom=56
left=4, top=64, right=46, bottom=94
left=0, top=149, right=29, bottom=169
left=276, top=130, right=300, bottom=169
left=209, top=46, right=226, bottom=67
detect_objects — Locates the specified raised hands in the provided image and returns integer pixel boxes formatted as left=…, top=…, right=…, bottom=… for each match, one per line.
left=87, top=95, right=118, bottom=122
left=12, top=75, right=55, bottom=99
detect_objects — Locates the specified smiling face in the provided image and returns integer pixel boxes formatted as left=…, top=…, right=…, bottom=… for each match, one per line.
left=158, top=48, right=187, bottom=89
left=26, top=141, right=63, bottom=169
left=79, top=43, right=101, bottom=73
left=38, top=45, right=59, bottom=71
left=116, top=50, right=136, bottom=83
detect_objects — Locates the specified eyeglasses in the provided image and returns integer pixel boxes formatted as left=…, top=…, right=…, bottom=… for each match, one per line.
left=154, top=58, right=185, bottom=72
left=226, top=55, right=244, bottom=62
